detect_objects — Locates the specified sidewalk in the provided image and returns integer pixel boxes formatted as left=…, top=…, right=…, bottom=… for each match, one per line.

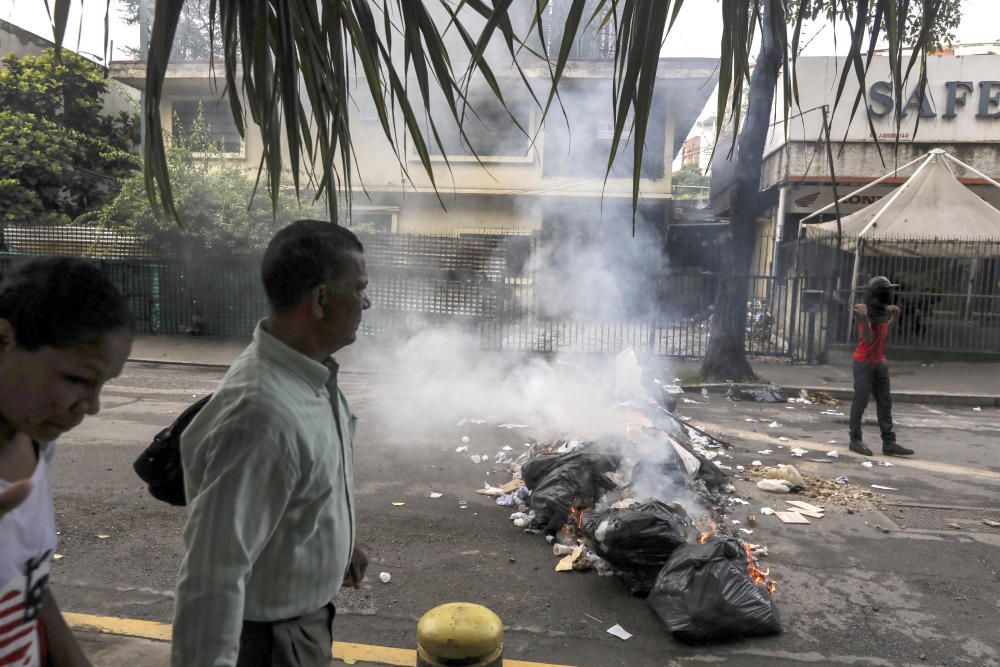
left=129, top=334, right=1000, bottom=405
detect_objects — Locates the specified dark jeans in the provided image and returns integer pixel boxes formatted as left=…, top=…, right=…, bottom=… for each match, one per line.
left=850, top=361, right=895, bottom=445
left=236, top=603, right=335, bottom=667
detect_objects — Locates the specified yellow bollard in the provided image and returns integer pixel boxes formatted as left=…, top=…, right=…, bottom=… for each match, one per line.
left=416, top=603, right=503, bottom=667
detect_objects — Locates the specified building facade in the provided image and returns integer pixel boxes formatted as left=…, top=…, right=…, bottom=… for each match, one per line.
left=724, top=55, right=1000, bottom=278
left=109, top=58, right=718, bottom=239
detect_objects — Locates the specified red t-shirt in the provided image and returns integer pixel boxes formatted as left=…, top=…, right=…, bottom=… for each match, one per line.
left=854, top=321, right=889, bottom=363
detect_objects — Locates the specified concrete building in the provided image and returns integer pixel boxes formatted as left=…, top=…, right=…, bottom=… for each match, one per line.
left=713, top=55, right=1000, bottom=278
left=109, top=58, right=718, bottom=237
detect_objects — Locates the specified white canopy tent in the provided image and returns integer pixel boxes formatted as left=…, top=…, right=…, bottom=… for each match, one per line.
left=802, top=149, right=1000, bottom=258
left=799, top=149, right=1000, bottom=337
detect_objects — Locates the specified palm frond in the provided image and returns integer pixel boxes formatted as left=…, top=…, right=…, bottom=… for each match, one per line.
left=45, top=0, right=954, bottom=226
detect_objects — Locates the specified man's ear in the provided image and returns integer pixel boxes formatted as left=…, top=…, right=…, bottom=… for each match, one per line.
left=309, top=285, right=328, bottom=319
left=0, top=319, right=16, bottom=353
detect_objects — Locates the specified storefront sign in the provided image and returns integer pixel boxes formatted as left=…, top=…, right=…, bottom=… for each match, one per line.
left=867, top=80, right=1000, bottom=119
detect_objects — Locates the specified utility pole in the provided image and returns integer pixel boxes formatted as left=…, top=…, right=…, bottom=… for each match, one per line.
left=138, top=0, right=153, bottom=153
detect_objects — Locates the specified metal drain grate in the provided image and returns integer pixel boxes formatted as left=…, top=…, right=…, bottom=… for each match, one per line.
left=889, top=503, right=1000, bottom=533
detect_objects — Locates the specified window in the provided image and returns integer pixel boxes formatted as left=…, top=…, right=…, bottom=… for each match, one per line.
left=172, top=98, right=243, bottom=154
left=423, top=93, right=533, bottom=161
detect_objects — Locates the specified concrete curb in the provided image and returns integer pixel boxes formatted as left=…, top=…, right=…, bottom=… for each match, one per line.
left=683, top=383, right=1000, bottom=408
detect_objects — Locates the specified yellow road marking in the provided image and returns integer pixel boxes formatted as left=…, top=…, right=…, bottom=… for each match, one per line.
left=699, top=421, right=1000, bottom=481
left=65, top=612, right=574, bottom=667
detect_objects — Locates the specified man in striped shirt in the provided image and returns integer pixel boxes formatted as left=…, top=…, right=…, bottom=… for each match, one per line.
left=172, top=221, right=370, bottom=666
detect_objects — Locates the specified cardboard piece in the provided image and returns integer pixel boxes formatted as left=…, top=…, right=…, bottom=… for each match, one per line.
left=787, top=506, right=824, bottom=519
left=498, top=479, right=524, bottom=493
left=555, top=546, right=583, bottom=572
left=786, top=500, right=825, bottom=513
left=774, top=511, right=811, bottom=524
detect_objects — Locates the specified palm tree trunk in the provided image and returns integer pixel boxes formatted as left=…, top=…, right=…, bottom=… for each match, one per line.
left=700, top=2, right=783, bottom=382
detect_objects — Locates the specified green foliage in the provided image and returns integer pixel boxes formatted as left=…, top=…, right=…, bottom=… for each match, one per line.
left=120, top=0, right=222, bottom=62
left=87, top=108, right=325, bottom=257
left=672, top=164, right=710, bottom=188
left=0, top=49, right=138, bottom=224
left=794, top=0, right=962, bottom=50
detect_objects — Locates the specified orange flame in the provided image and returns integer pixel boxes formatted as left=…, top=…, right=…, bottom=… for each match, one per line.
left=744, top=543, right=777, bottom=594
left=697, top=520, right=716, bottom=544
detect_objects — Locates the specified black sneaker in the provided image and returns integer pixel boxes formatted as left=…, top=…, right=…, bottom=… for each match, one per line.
left=883, top=442, right=914, bottom=456
left=849, top=440, right=873, bottom=456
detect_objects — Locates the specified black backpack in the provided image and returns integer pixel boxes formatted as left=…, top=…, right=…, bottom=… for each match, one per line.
left=133, top=394, right=212, bottom=506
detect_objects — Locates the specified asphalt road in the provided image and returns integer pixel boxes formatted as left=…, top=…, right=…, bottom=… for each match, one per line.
left=50, top=361, right=1000, bottom=666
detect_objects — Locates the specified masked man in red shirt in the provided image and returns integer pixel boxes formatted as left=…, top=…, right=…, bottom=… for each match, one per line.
left=849, top=276, right=914, bottom=457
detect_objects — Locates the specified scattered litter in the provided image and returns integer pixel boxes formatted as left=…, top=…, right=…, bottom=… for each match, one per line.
left=470, top=418, right=486, bottom=425
left=498, top=423, right=528, bottom=429
left=455, top=445, right=469, bottom=453
left=96, top=534, right=110, bottom=539
left=429, top=492, right=443, bottom=499
left=983, top=520, right=1000, bottom=528
left=973, top=407, right=982, bottom=412
left=821, top=410, right=846, bottom=416
left=379, top=572, right=392, bottom=583
left=502, top=445, right=513, bottom=451
left=52, top=554, right=63, bottom=560
left=606, top=624, right=633, bottom=641
left=391, top=502, right=405, bottom=507
left=744, top=418, right=757, bottom=422
left=458, top=500, right=468, bottom=509
left=768, top=422, right=780, bottom=429
left=731, top=498, right=749, bottom=505
left=757, top=450, right=773, bottom=455
left=759, top=507, right=775, bottom=515
left=790, top=447, right=808, bottom=457
left=751, top=460, right=763, bottom=466
left=828, top=440, right=838, bottom=445
left=877, top=461, right=895, bottom=467
left=825, top=450, right=839, bottom=458
left=461, top=436, right=471, bottom=444
left=739, top=528, right=754, bottom=535
left=701, top=388, right=710, bottom=398
left=948, top=523, right=962, bottom=530
left=774, top=511, right=810, bottom=524
left=555, top=546, right=585, bottom=572
left=552, top=543, right=575, bottom=556
left=726, top=384, right=787, bottom=403
left=861, top=461, right=874, bottom=468
left=510, top=512, right=530, bottom=528
left=735, top=465, right=745, bottom=472
left=786, top=506, right=824, bottom=519
left=556, top=440, right=581, bottom=454
left=476, top=483, right=504, bottom=496
left=757, top=479, right=791, bottom=494
left=763, top=465, right=804, bottom=487
left=471, top=455, right=483, bottom=464
left=786, top=500, right=824, bottom=513
left=835, top=476, right=849, bottom=485
left=871, top=484, right=898, bottom=491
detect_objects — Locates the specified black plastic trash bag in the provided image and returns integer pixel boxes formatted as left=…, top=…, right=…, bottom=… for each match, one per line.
left=648, top=537, right=781, bottom=642
left=581, top=500, right=692, bottom=596
left=726, top=384, right=787, bottom=403
left=522, top=451, right=619, bottom=533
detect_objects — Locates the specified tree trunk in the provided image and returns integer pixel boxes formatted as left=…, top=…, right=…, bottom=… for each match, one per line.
left=700, top=3, right=783, bottom=382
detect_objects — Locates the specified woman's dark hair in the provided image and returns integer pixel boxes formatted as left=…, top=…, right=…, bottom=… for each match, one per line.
left=0, top=256, right=132, bottom=350
left=261, top=220, right=364, bottom=312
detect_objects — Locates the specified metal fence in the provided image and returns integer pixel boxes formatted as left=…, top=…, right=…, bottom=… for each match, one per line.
left=0, top=225, right=834, bottom=360
left=787, top=234, right=1000, bottom=354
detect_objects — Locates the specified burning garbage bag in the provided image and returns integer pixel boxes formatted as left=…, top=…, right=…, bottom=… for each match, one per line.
left=648, top=537, right=781, bottom=643
left=581, top=500, right=692, bottom=596
left=725, top=384, right=787, bottom=403
left=523, top=451, right=619, bottom=533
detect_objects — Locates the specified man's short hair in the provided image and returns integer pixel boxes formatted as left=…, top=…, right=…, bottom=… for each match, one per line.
left=0, top=256, right=132, bottom=350
left=261, top=220, right=364, bottom=312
